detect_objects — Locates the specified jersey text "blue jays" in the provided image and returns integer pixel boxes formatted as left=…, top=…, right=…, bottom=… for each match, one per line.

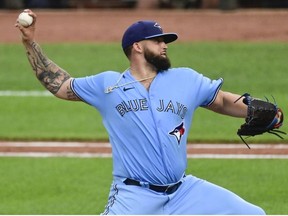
left=116, top=99, right=187, bottom=119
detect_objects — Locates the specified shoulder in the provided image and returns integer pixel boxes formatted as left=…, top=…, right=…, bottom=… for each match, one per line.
left=72, top=70, right=122, bottom=92
left=74, top=71, right=121, bottom=83
left=71, top=71, right=122, bottom=105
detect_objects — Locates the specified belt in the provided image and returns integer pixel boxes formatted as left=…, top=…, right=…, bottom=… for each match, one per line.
left=123, top=178, right=182, bottom=195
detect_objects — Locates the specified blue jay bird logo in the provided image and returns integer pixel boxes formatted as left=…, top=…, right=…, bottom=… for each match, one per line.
left=169, top=122, right=185, bottom=144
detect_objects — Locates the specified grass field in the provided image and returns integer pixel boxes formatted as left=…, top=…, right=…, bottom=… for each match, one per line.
left=0, top=157, right=287, bottom=214
left=0, top=42, right=287, bottom=214
left=0, top=42, right=287, bottom=142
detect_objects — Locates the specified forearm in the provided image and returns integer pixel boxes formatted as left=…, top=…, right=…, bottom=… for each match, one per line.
left=23, top=40, right=78, bottom=100
left=16, top=9, right=79, bottom=101
left=208, top=90, right=247, bottom=118
left=221, top=92, right=247, bottom=117
left=23, top=40, right=69, bottom=94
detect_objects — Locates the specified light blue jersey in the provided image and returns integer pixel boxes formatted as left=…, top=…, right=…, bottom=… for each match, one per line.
left=72, top=67, right=222, bottom=184
left=71, top=68, right=265, bottom=215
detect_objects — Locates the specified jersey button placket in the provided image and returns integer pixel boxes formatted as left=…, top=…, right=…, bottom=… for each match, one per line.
left=148, top=91, right=170, bottom=177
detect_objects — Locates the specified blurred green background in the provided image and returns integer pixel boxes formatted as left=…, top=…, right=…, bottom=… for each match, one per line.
left=0, top=42, right=287, bottom=143
left=0, top=157, right=287, bottom=214
left=0, top=42, right=287, bottom=215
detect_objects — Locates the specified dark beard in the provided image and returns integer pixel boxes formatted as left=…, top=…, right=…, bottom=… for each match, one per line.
left=144, top=49, right=171, bottom=72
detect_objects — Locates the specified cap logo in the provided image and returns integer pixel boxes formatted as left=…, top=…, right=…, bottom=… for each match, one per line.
left=154, top=23, right=162, bottom=30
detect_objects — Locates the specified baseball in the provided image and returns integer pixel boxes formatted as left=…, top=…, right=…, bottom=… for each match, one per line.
left=17, top=12, right=33, bottom=27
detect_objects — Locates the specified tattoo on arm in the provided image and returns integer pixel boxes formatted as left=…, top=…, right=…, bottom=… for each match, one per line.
left=25, top=41, right=78, bottom=100
left=37, top=69, right=70, bottom=94
left=66, top=84, right=80, bottom=101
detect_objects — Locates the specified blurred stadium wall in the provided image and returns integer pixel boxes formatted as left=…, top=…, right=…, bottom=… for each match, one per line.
left=0, top=0, right=288, bottom=9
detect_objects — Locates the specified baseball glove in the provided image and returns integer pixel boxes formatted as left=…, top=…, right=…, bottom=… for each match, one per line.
left=235, top=93, right=285, bottom=148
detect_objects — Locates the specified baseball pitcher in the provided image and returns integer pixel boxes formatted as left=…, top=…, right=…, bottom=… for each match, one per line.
left=16, top=9, right=284, bottom=215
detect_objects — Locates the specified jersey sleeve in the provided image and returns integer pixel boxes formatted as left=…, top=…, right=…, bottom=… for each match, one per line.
left=179, top=67, right=223, bottom=107
left=199, top=76, right=223, bottom=107
left=70, top=71, right=119, bottom=108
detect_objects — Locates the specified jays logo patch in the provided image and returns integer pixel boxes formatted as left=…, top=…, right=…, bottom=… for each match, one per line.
left=169, top=122, right=185, bottom=144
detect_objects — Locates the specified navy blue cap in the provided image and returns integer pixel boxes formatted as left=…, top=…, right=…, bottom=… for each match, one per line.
left=122, top=20, right=178, bottom=50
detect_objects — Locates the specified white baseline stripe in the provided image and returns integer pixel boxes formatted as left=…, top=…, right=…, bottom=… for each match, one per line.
left=0, top=142, right=287, bottom=159
left=0, top=152, right=112, bottom=158
left=187, top=144, right=288, bottom=149
left=0, top=90, right=53, bottom=97
left=0, top=141, right=111, bottom=148
left=0, top=152, right=288, bottom=159
left=1, top=142, right=287, bottom=149
left=187, top=154, right=288, bottom=159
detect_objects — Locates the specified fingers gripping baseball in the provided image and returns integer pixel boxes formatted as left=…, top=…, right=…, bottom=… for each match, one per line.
left=15, top=9, right=37, bottom=42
